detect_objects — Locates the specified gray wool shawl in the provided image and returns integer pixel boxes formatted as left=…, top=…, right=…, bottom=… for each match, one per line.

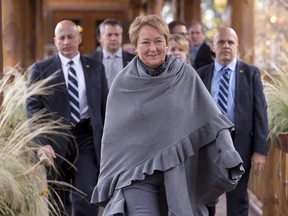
left=91, top=55, right=244, bottom=215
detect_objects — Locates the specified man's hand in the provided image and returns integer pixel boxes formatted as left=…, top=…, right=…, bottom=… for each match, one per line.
left=251, top=152, right=266, bottom=176
left=37, top=145, right=56, bottom=162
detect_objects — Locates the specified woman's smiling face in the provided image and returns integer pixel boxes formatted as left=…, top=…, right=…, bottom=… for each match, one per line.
left=136, top=25, right=167, bottom=69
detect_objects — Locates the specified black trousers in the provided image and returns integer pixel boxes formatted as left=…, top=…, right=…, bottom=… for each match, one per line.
left=47, top=119, right=99, bottom=216
left=226, top=168, right=250, bottom=216
left=207, top=168, right=250, bottom=216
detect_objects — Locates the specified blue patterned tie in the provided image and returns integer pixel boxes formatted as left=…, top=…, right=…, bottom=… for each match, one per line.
left=218, top=67, right=231, bottom=115
left=68, top=61, right=80, bottom=125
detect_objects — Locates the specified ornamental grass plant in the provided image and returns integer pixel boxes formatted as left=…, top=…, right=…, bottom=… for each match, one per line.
left=263, top=63, right=288, bottom=151
left=0, top=67, right=69, bottom=215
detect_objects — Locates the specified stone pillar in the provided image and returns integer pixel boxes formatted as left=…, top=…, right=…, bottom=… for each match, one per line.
left=228, top=0, right=255, bottom=64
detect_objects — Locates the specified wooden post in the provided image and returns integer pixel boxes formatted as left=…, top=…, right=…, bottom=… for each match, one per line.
left=129, top=1, right=144, bottom=21
left=260, top=147, right=288, bottom=216
left=184, top=0, right=201, bottom=26
left=35, top=0, right=44, bottom=60
left=0, top=0, right=3, bottom=78
left=262, top=147, right=279, bottom=215
left=23, top=0, right=37, bottom=68
left=228, top=0, right=255, bottom=64
left=0, top=0, right=3, bottom=107
left=2, top=0, right=20, bottom=70
left=279, top=151, right=288, bottom=215
left=2, top=0, right=36, bottom=71
left=146, top=0, right=163, bottom=15
left=172, top=0, right=184, bottom=22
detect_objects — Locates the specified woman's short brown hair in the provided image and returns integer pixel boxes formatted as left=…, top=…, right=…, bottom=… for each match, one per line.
left=168, top=34, right=190, bottom=55
left=128, top=15, right=170, bottom=47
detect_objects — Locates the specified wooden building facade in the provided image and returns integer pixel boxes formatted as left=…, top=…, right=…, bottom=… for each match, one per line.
left=0, top=0, right=255, bottom=71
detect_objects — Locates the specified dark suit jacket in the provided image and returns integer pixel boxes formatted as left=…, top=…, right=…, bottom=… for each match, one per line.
left=26, top=55, right=108, bottom=166
left=86, top=47, right=135, bottom=67
left=191, top=42, right=214, bottom=69
left=196, top=60, right=269, bottom=168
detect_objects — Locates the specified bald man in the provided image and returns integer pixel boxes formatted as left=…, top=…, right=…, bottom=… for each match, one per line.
left=197, top=27, right=268, bottom=216
left=26, top=20, right=108, bottom=215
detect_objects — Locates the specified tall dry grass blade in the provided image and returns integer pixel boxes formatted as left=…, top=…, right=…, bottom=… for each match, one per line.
left=0, top=68, right=74, bottom=215
left=263, top=62, right=288, bottom=144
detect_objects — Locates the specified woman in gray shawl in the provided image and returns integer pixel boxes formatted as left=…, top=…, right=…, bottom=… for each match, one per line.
left=91, top=15, right=244, bottom=216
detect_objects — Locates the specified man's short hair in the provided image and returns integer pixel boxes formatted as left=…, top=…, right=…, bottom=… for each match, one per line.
left=99, top=18, right=122, bottom=35
left=168, top=20, right=187, bottom=34
left=189, top=21, right=206, bottom=34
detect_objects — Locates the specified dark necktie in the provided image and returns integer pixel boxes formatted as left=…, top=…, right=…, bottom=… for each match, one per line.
left=68, top=61, right=80, bottom=125
left=218, top=67, right=231, bottom=115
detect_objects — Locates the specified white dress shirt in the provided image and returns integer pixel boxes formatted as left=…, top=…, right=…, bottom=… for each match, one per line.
left=59, top=52, right=89, bottom=119
left=210, top=58, right=237, bottom=123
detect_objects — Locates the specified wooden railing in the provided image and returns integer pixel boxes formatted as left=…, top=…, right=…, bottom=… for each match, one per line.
left=249, top=145, right=288, bottom=215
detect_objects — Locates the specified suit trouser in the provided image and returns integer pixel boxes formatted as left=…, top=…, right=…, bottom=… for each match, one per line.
left=207, top=168, right=250, bottom=216
left=47, top=120, right=99, bottom=216
left=226, top=169, right=250, bottom=216
left=206, top=205, right=215, bottom=216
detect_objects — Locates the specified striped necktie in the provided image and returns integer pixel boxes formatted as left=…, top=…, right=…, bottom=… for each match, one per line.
left=218, top=66, right=231, bottom=115
left=68, top=61, right=80, bottom=125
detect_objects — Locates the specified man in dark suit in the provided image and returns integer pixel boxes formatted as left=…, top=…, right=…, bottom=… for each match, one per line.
left=168, top=20, right=189, bottom=40
left=86, top=18, right=135, bottom=88
left=197, top=27, right=268, bottom=216
left=26, top=20, right=108, bottom=216
left=188, top=21, right=214, bottom=69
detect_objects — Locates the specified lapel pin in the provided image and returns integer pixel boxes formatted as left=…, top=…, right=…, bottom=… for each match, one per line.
left=86, top=64, right=90, bottom=68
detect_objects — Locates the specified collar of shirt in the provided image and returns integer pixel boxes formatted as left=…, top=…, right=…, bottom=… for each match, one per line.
left=191, top=42, right=203, bottom=52
left=103, top=48, right=123, bottom=59
left=58, top=52, right=81, bottom=67
left=214, top=58, right=237, bottom=74
left=212, top=58, right=237, bottom=123
left=58, top=53, right=89, bottom=119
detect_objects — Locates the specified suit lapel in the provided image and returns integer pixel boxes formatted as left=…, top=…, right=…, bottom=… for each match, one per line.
left=234, top=60, right=247, bottom=125
left=45, top=56, right=70, bottom=119
left=235, top=61, right=245, bottom=102
left=49, top=55, right=66, bottom=84
left=98, top=51, right=103, bottom=63
left=205, top=64, right=214, bottom=91
left=81, top=56, right=95, bottom=109
left=195, top=43, right=205, bottom=62
left=122, top=51, right=131, bottom=67
left=122, top=51, right=127, bottom=66
left=81, top=56, right=90, bottom=90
